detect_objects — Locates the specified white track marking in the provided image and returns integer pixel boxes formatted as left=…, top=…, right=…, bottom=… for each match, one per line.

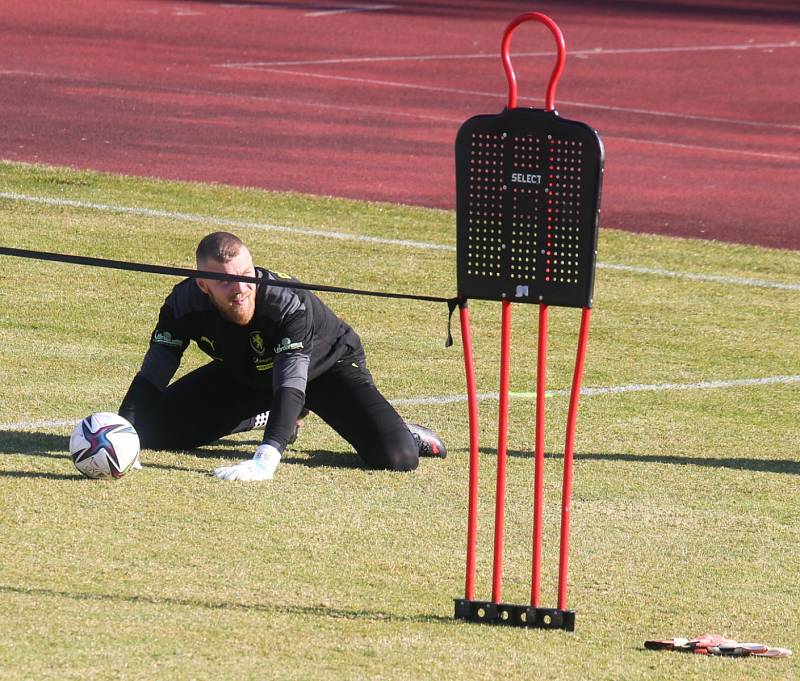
left=0, top=69, right=49, bottom=77
left=208, top=68, right=800, bottom=152
left=170, top=7, right=205, bottom=16
left=607, top=135, right=800, bottom=162
left=2, top=191, right=798, bottom=291
left=223, top=66, right=800, bottom=134
left=305, top=4, right=396, bottom=17
left=221, top=41, right=800, bottom=68
left=0, top=68, right=462, bottom=125
left=3, top=375, right=798, bottom=432
left=551, top=101, right=800, bottom=133
left=3, top=65, right=797, bottom=133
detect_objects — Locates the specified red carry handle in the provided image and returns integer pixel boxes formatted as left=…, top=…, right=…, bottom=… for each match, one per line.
left=501, top=12, right=566, bottom=111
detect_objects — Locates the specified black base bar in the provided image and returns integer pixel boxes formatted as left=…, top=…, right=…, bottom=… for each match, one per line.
left=454, top=599, right=575, bottom=631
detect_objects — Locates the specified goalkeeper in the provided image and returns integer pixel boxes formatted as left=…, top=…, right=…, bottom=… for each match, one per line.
left=119, top=231, right=446, bottom=481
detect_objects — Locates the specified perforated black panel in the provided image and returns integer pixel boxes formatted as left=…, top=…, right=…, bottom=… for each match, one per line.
left=456, top=108, right=603, bottom=307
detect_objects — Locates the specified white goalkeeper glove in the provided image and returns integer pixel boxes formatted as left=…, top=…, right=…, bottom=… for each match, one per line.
left=212, top=444, right=281, bottom=482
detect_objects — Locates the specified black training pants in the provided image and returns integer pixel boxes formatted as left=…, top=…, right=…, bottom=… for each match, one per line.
left=137, top=351, right=418, bottom=471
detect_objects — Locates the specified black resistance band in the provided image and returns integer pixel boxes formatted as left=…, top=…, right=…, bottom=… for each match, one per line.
left=0, top=246, right=462, bottom=346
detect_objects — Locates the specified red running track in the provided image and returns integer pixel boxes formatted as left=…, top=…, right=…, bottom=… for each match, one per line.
left=1, top=0, right=799, bottom=250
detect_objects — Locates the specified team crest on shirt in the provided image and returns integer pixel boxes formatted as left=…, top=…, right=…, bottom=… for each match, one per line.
left=249, top=331, right=266, bottom=356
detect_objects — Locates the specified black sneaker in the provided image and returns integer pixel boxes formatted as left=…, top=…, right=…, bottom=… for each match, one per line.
left=408, top=423, right=447, bottom=458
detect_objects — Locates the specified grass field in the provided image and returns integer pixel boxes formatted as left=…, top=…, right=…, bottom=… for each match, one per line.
left=1, top=161, right=798, bottom=680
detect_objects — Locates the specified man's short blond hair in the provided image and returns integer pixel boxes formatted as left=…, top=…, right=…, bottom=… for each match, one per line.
left=195, top=232, right=246, bottom=265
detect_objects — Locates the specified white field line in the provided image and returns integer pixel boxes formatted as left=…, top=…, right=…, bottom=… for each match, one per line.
left=0, top=191, right=453, bottom=252
left=221, top=40, right=800, bottom=68
left=598, top=263, right=800, bottom=290
left=0, top=418, right=77, bottom=431
left=391, top=374, right=800, bottom=406
left=223, top=66, right=800, bottom=134
left=3, top=375, right=799, bottom=432
left=2, top=191, right=799, bottom=292
left=305, top=4, right=397, bottom=17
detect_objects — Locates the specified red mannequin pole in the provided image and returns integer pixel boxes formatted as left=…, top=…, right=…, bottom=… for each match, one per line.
left=459, top=302, right=480, bottom=601
left=531, top=303, right=548, bottom=606
left=491, top=299, right=512, bottom=603
left=557, top=307, right=592, bottom=610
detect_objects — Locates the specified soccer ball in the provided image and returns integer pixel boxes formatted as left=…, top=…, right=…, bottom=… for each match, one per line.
left=69, top=412, right=141, bottom=480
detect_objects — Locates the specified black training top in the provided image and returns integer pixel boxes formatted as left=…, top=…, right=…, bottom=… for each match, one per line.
left=134, top=267, right=361, bottom=451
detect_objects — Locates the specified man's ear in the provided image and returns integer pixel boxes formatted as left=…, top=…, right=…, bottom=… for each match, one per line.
left=196, top=278, right=209, bottom=294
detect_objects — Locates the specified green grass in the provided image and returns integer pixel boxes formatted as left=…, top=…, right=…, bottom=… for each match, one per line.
left=1, top=161, right=799, bottom=680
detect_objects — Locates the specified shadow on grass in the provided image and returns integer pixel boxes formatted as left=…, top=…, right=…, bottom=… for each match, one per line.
left=0, top=431, right=83, bottom=480
left=0, top=431, right=68, bottom=455
left=280, top=449, right=364, bottom=469
left=468, top=447, right=800, bottom=475
left=0, top=430, right=205, bottom=477
left=0, top=430, right=364, bottom=477
left=0, top=583, right=452, bottom=625
left=6, top=431, right=796, bottom=477
left=188, top=442, right=363, bottom=469
left=0, top=470, right=78, bottom=481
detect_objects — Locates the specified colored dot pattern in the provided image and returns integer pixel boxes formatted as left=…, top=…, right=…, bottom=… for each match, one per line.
left=545, top=136, right=584, bottom=285
left=465, top=132, right=586, bottom=288
left=466, top=132, right=505, bottom=278
left=510, top=135, right=540, bottom=280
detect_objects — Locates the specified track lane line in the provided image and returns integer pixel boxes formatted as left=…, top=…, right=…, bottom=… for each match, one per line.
left=607, top=135, right=800, bottom=162
left=219, top=40, right=800, bottom=68
left=223, top=66, right=800, bottom=134
left=305, top=4, right=397, bottom=17
left=4, top=66, right=797, bottom=133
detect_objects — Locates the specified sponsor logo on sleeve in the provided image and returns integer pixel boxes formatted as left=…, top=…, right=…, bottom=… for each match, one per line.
left=275, top=337, right=304, bottom=354
left=152, top=330, right=184, bottom=348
